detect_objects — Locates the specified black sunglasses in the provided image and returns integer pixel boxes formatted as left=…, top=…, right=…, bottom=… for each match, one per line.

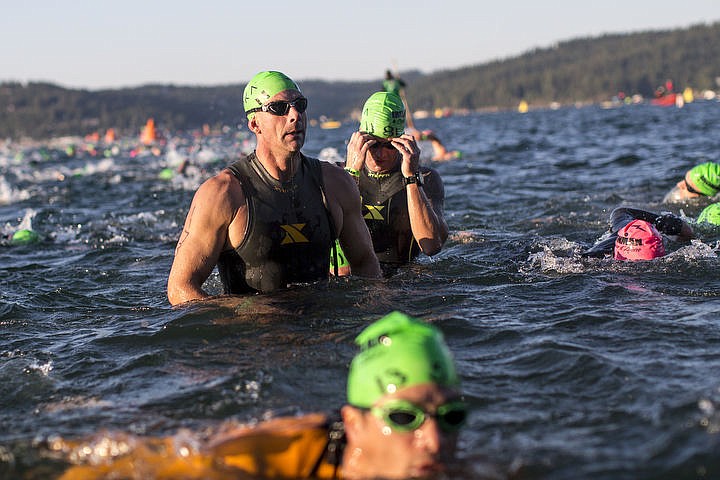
left=247, top=97, right=308, bottom=116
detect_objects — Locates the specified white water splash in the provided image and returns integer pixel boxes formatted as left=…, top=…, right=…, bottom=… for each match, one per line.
left=524, top=238, right=588, bottom=274
left=25, top=359, right=53, bottom=376
left=0, top=178, right=31, bottom=205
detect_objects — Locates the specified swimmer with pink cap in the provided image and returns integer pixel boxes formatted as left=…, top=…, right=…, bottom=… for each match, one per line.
left=614, top=219, right=666, bottom=261
left=583, top=207, right=694, bottom=260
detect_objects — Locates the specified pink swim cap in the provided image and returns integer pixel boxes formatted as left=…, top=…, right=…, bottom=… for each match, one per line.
left=614, top=219, right=666, bottom=261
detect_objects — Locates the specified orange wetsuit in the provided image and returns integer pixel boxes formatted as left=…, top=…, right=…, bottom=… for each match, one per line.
left=57, top=414, right=344, bottom=479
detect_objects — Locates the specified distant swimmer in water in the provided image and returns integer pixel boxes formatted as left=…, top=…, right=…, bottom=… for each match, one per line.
left=340, top=92, right=448, bottom=275
left=381, top=70, right=459, bottom=162
left=408, top=127, right=462, bottom=162
left=56, top=312, right=468, bottom=480
left=663, top=162, right=720, bottom=203
left=167, top=71, right=380, bottom=305
left=382, top=69, right=406, bottom=97
left=582, top=207, right=694, bottom=261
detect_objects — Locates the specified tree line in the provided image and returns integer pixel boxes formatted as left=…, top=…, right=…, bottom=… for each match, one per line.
left=1, top=22, right=719, bottom=140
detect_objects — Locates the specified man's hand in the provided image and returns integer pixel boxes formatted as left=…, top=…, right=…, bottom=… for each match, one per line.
left=655, top=213, right=683, bottom=235
left=390, top=133, right=421, bottom=177
left=345, top=132, right=375, bottom=172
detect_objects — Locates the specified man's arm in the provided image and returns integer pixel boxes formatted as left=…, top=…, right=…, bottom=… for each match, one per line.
left=390, top=134, right=448, bottom=256
left=322, top=164, right=381, bottom=278
left=167, top=171, right=243, bottom=305
left=407, top=169, right=448, bottom=256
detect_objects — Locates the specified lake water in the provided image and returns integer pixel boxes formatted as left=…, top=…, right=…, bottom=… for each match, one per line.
left=2, top=100, right=720, bottom=479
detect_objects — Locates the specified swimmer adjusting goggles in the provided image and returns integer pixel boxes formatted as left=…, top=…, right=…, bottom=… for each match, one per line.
left=368, top=399, right=468, bottom=433
left=246, top=97, right=308, bottom=116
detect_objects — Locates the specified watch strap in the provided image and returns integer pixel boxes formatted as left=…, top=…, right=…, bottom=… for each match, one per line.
left=403, top=171, right=423, bottom=187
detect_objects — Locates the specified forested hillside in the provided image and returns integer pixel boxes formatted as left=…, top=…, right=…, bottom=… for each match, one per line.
left=407, top=22, right=720, bottom=111
left=1, top=22, right=718, bottom=140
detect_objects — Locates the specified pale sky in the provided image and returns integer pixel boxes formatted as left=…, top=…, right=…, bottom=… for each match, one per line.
left=1, top=0, right=717, bottom=90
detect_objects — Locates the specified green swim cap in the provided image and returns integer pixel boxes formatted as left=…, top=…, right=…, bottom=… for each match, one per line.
left=243, top=71, right=300, bottom=119
left=359, top=92, right=406, bottom=139
left=11, top=229, right=39, bottom=245
left=685, top=162, right=720, bottom=197
left=347, top=311, right=459, bottom=408
left=697, top=203, right=720, bottom=225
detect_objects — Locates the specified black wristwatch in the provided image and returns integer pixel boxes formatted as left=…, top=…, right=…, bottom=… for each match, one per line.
left=403, top=171, right=424, bottom=187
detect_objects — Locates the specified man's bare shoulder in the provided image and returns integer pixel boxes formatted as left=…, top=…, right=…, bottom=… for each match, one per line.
left=321, top=162, right=359, bottom=201
left=321, top=162, right=355, bottom=187
left=320, top=160, right=346, bottom=175
left=195, top=169, right=245, bottom=204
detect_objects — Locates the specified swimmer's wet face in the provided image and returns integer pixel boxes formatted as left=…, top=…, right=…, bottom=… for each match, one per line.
left=367, top=138, right=397, bottom=152
left=363, top=135, right=402, bottom=172
left=342, top=311, right=464, bottom=479
left=682, top=179, right=702, bottom=196
left=343, top=383, right=463, bottom=479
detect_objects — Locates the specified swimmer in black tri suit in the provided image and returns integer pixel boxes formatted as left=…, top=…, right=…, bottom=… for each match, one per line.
left=167, top=71, right=380, bottom=305
left=342, top=92, right=448, bottom=275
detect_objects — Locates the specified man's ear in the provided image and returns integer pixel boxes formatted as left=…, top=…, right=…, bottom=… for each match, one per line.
left=248, top=116, right=261, bottom=135
left=341, top=405, right=363, bottom=442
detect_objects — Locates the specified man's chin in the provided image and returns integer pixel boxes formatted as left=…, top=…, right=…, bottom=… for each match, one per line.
left=663, top=186, right=697, bottom=203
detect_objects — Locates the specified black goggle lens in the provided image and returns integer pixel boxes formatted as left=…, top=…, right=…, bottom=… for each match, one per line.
left=387, top=410, right=419, bottom=427
left=265, top=97, right=308, bottom=115
left=372, top=400, right=468, bottom=433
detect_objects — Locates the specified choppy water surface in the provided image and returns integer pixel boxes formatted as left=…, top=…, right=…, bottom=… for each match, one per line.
left=2, top=102, right=720, bottom=479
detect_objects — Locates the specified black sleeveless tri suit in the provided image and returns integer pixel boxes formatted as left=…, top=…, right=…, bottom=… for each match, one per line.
left=217, top=153, right=334, bottom=294
left=358, top=168, right=423, bottom=265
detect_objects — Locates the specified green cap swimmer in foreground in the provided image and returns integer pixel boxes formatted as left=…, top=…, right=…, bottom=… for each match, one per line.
left=341, top=311, right=466, bottom=479
left=56, top=312, right=465, bottom=480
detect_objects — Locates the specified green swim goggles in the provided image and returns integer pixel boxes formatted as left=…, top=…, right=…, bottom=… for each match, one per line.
left=369, top=399, right=468, bottom=433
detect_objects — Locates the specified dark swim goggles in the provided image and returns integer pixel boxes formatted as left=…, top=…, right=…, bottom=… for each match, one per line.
left=370, top=140, right=397, bottom=152
left=370, top=399, right=468, bottom=433
left=246, top=97, right=308, bottom=116
left=684, top=179, right=702, bottom=195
